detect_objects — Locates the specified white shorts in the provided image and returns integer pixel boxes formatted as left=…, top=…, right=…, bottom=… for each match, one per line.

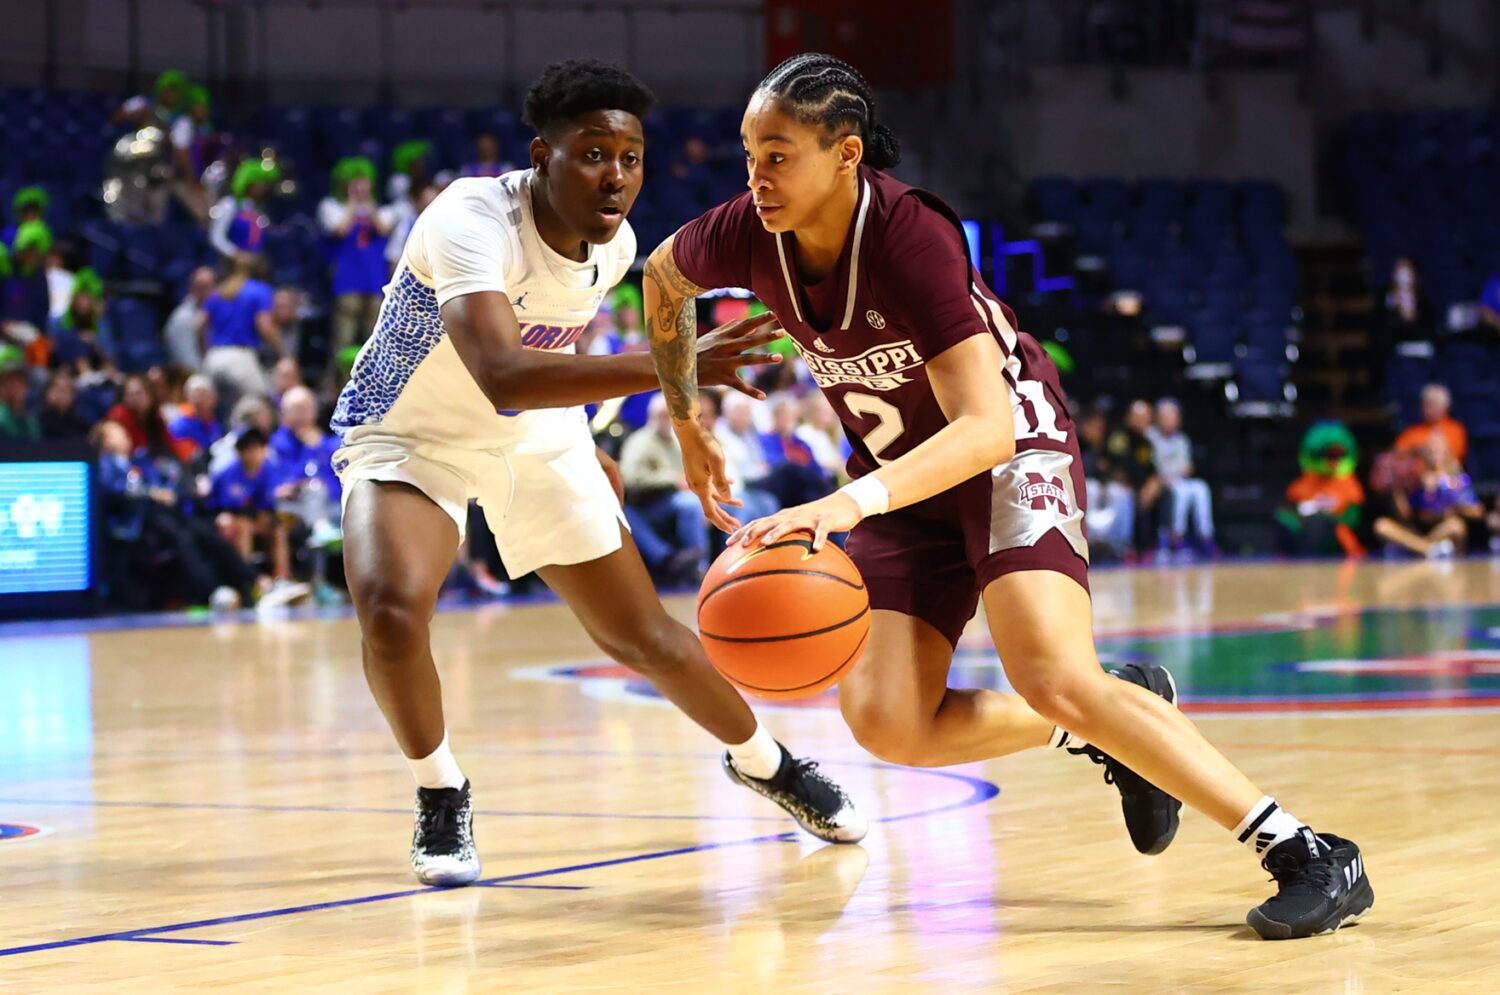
left=332, top=412, right=626, bottom=577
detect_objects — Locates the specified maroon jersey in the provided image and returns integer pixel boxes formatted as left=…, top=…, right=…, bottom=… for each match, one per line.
left=674, top=166, right=1089, bottom=645
left=673, top=165, right=1074, bottom=479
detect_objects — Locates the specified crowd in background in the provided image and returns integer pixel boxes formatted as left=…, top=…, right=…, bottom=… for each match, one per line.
left=4, top=69, right=1500, bottom=614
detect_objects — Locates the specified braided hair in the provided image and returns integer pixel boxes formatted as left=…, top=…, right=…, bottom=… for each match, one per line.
left=754, top=54, right=902, bottom=170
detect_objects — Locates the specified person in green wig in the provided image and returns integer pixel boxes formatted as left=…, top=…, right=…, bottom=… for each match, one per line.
left=46, top=268, right=117, bottom=377
left=320, top=156, right=395, bottom=359
left=385, top=139, right=437, bottom=267
left=1276, top=420, right=1366, bottom=557
left=209, top=159, right=280, bottom=259
left=2, top=221, right=53, bottom=338
left=4, top=187, right=49, bottom=250
left=114, top=69, right=192, bottom=128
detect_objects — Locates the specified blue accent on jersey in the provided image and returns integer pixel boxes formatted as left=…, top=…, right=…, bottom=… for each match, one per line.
left=330, top=269, right=446, bottom=437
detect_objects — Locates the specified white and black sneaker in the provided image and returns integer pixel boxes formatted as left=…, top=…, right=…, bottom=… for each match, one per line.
left=411, top=780, right=481, bottom=887
left=1248, top=828, right=1374, bottom=939
left=724, top=744, right=868, bottom=844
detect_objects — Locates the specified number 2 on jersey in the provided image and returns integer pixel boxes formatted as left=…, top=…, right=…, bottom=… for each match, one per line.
left=843, top=380, right=1065, bottom=466
left=843, top=392, right=904, bottom=465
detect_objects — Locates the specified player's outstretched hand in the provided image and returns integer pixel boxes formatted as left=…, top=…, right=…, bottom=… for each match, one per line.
left=729, top=493, right=864, bottom=552
left=696, top=311, right=785, bottom=399
left=673, top=420, right=745, bottom=534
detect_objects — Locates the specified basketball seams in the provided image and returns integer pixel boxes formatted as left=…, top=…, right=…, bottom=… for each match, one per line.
left=699, top=606, right=870, bottom=644
left=698, top=568, right=866, bottom=603
left=719, top=628, right=869, bottom=694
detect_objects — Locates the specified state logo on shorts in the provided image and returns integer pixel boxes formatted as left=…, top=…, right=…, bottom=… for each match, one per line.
left=1020, top=472, right=1070, bottom=516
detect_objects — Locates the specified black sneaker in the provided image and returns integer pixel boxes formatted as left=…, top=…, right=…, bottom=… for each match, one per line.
left=411, top=780, right=481, bottom=886
left=723, top=744, right=868, bottom=844
left=1248, top=828, right=1374, bottom=939
left=1070, top=662, right=1183, bottom=855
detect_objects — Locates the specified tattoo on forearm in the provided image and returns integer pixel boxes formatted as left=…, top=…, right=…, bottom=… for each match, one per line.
left=645, top=240, right=705, bottom=423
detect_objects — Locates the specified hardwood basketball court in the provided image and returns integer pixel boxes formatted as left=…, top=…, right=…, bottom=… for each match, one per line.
left=3, top=558, right=1499, bottom=991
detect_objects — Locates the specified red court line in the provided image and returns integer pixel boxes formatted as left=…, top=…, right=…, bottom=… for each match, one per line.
left=1183, top=696, right=1500, bottom=713
left=1213, top=741, right=1500, bottom=758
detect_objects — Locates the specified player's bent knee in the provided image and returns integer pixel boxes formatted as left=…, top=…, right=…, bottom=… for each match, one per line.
left=1007, top=667, right=1106, bottom=733
left=594, top=617, right=697, bottom=678
left=840, top=696, right=935, bottom=767
left=358, top=591, right=432, bottom=661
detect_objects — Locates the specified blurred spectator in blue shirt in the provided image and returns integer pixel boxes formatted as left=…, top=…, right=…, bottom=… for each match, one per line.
left=461, top=133, right=516, bottom=178
left=169, top=374, right=224, bottom=461
left=320, top=157, right=394, bottom=358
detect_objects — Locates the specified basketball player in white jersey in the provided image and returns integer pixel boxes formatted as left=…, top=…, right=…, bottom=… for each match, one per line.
left=330, top=60, right=866, bottom=887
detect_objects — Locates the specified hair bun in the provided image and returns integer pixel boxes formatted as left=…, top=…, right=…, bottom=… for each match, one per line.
left=866, top=122, right=902, bottom=170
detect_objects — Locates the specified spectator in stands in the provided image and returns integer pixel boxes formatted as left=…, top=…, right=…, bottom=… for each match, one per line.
left=209, top=160, right=279, bottom=260
left=269, top=354, right=304, bottom=407
left=46, top=268, right=116, bottom=377
left=211, top=426, right=295, bottom=584
left=1395, top=383, right=1468, bottom=465
left=114, top=69, right=191, bottom=129
left=1106, top=398, right=1163, bottom=552
left=461, top=132, right=515, bottom=178
left=164, top=266, right=216, bottom=371
left=1148, top=398, right=1216, bottom=554
left=271, top=385, right=341, bottom=544
left=95, top=418, right=269, bottom=612
left=619, top=394, right=707, bottom=583
left=37, top=369, right=91, bottom=440
left=1276, top=421, right=1365, bottom=557
left=169, top=374, right=224, bottom=461
left=1480, top=270, right=1500, bottom=334
left=1079, top=406, right=1136, bottom=560
left=45, top=245, right=76, bottom=321
left=3, top=187, right=48, bottom=250
left=320, top=157, right=393, bottom=358
left=798, top=391, right=849, bottom=481
left=266, top=290, right=305, bottom=369
left=106, top=372, right=175, bottom=457
left=3, top=222, right=54, bottom=347
left=1380, top=257, right=1434, bottom=344
left=1371, top=438, right=1480, bottom=557
left=166, top=84, right=214, bottom=224
left=208, top=393, right=276, bottom=477
left=386, top=140, right=435, bottom=267
left=701, top=390, right=777, bottom=523
left=0, top=359, right=39, bottom=440
left=761, top=397, right=836, bottom=506
left=200, top=253, right=280, bottom=411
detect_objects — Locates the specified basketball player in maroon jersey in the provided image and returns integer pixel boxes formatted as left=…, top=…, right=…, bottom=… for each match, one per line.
left=644, top=54, right=1371, bottom=940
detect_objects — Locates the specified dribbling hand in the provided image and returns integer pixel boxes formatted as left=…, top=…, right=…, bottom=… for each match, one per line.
left=729, top=492, right=864, bottom=552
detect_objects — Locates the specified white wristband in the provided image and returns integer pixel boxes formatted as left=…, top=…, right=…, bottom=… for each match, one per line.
left=838, top=475, right=890, bottom=519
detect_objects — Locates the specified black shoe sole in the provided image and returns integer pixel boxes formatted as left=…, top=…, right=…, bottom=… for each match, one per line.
left=1247, top=876, right=1374, bottom=939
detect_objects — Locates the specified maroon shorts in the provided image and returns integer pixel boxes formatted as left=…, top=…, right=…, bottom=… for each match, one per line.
left=844, top=443, right=1091, bottom=647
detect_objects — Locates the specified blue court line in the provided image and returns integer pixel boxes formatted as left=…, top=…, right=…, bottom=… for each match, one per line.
left=0, top=763, right=998, bottom=826
left=118, top=937, right=239, bottom=947
left=0, top=797, right=787, bottom=824
left=0, top=831, right=798, bottom=959
left=474, top=883, right=588, bottom=891
left=0, top=761, right=999, bottom=959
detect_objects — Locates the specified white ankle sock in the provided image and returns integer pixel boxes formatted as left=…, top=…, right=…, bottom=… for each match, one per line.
left=1234, top=795, right=1315, bottom=858
left=1048, top=726, right=1091, bottom=752
left=406, top=733, right=466, bottom=790
left=726, top=723, right=783, bottom=780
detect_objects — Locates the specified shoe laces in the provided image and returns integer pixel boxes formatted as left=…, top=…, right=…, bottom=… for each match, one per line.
left=783, top=759, right=845, bottom=811
left=1071, top=745, right=1138, bottom=792
left=417, top=789, right=466, bottom=855
left=1263, top=848, right=1337, bottom=892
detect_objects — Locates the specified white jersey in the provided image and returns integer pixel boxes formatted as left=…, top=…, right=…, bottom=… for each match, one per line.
left=331, top=171, right=635, bottom=452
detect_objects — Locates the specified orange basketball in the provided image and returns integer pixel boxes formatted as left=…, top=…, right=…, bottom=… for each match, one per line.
left=696, top=535, right=870, bottom=699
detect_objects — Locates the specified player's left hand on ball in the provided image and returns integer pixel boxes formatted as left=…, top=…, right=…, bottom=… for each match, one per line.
left=595, top=447, right=625, bottom=505
left=731, top=492, right=863, bottom=551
